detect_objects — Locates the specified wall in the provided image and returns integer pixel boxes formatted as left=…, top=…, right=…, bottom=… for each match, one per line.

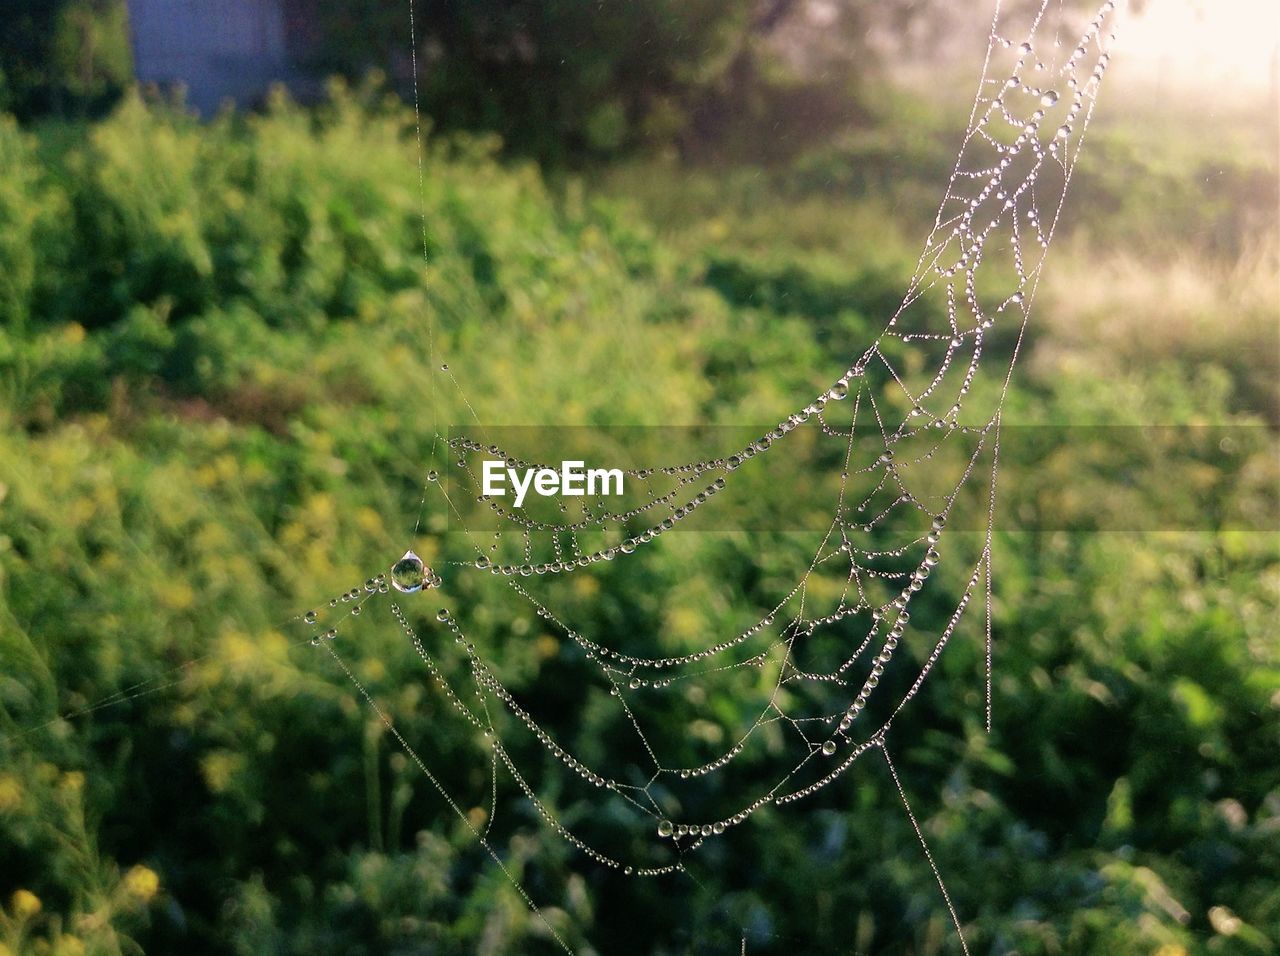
left=128, top=0, right=295, bottom=113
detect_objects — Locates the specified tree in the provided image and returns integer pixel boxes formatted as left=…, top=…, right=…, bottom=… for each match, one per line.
left=307, top=0, right=951, bottom=162
left=0, top=0, right=131, bottom=118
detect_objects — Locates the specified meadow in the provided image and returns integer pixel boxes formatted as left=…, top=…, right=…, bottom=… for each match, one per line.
left=0, top=72, right=1277, bottom=955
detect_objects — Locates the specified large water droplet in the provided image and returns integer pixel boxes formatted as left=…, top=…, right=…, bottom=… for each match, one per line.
left=391, top=550, right=427, bottom=593
left=1040, top=89, right=1059, bottom=107
left=657, top=819, right=674, bottom=838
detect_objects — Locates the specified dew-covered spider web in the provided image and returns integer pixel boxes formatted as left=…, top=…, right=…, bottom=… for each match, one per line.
left=14, top=1, right=1124, bottom=952
left=290, top=2, right=1125, bottom=950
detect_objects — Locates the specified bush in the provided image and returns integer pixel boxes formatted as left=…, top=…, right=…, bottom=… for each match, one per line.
left=0, top=89, right=1276, bottom=954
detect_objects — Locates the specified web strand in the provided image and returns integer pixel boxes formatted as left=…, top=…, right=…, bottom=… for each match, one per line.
left=321, top=638, right=575, bottom=954
left=882, top=741, right=971, bottom=956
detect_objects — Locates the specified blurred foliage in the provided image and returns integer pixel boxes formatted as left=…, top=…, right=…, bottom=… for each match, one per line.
left=2, top=0, right=1104, bottom=164
left=306, top=0, right=927, bottom=162
left=0, top=81, right=1277, bottom=956
left=0, top=0, right=132, bottom=119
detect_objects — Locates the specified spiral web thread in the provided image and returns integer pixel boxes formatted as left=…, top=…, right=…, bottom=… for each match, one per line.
left=289, top=1, right=1125, bottom=950
left=4, top=2, right=1122, bottom=953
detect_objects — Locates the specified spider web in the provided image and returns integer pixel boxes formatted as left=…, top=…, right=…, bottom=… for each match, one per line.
left=5, top=1, right=1124, bottom=952
left=286, top=2, right=1125, bottom=950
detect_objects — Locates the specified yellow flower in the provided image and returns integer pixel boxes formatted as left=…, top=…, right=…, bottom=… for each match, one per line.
left=200, top=750, right=243, bottom=794
left=355, top=507, right=384, bottom=535
left=159, top=580, right=195, bottom=611
left=122, top=865, right=160, bottom=903
left=535, top=634, right=560, bottom=660
left=60, top=771, right=85, bottom=793
left=10, top=888, right=41, bottom=919
left=54, top=937, right=86, bottom=956
left=0, top=774, right=21, bottom=812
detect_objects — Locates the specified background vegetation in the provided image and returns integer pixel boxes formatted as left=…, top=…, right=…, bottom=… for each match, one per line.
left=0, top=2, right=1278, bottom=954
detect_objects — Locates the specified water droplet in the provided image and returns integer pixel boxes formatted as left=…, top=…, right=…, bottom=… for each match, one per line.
left=440, top=363, right=449, bottom=371
left=391, top=550, right=427, bottom=593
left=304, top=610, right=318, bottom=624
left=475, top=556, right=491, bottom=570
left=657, top=820, right=674, bottom=838
left=436, top=609, right=450, bottom=622
left=828, top=381, right=850, bottom=401
left=1040, top=89, right=1059, bottom=107
left=822, top=740, right=837, bottom=756
left=427, top=471, right=439, bottom=482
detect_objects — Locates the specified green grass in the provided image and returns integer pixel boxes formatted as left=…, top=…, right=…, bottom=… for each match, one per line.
left=0, top=85, right=1277, bottom=955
